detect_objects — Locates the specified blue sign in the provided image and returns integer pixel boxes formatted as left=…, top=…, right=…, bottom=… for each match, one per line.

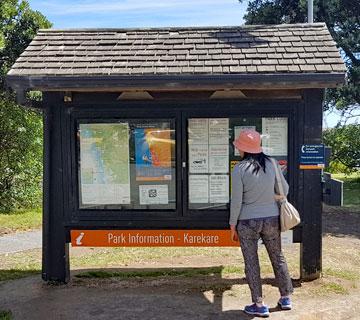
left=300, top=144, right=325, bottom=169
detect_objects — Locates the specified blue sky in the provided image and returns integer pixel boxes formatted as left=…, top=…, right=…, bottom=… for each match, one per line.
left=27, top=0, right=357, bottom=127
left=28, top=0, right=248, bottom=28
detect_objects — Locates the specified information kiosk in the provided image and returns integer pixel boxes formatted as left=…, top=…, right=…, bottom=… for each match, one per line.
left=7, top=23, right=346, bottom=283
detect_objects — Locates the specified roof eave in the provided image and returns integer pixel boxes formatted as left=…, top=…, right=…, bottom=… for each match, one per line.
left=6, top=73, right=346, bottom=93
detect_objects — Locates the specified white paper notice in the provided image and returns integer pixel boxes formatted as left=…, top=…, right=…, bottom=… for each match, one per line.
left=189, top=175, right=209, bottom=203
left=81, top=184, right=130, bottom=205
left=209, top=175, right=229, bottom=203
left=234, top=126, right=256, bottom=156
left=262, top=118, right=288, bottom=156
left=139, top=185, right=168, bottom=205
left=189, top=145, right=209, bottom=173
left=188, top=118, right=208, bottom=144
left=209, top=118, right=229, bottom=144
left=209, top=145, right=229, bottom=173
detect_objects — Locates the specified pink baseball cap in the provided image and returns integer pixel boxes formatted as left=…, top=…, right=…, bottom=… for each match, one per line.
left=233, top=129, right=263, bottom=154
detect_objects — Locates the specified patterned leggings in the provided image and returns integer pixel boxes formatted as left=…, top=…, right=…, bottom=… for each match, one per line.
left=237, top=216, right=294, bottom=304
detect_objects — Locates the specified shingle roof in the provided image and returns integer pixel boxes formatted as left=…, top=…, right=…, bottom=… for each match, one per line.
left=8, top=23, right=345, bottom=77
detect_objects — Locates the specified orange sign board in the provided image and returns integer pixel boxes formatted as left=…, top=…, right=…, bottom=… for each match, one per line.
left=71, top=230, right=239, bottom=247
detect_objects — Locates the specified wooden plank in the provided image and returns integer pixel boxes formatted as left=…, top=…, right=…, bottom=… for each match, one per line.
left=6, top=73, right=345, bottom=94
left=241, top=89, right=302, bottom=99
left=300, top=89, right=324, bottom=281
left=42, top=92, right=70, bottom=283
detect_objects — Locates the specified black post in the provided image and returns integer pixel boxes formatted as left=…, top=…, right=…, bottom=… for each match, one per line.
left=300, top=89, right=324, bottom=280
left=42, top=92, right=70, bottom=283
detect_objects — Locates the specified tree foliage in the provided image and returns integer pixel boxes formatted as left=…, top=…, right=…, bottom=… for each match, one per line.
left=239, top=0, right=360, bottom=122
left=323, top=124, right=360, bottom=172
left=239, top=0, right=360, bottom=172
left=0, top=94, right=43, bottom=211
left=0, top=1, right=51, bottom=211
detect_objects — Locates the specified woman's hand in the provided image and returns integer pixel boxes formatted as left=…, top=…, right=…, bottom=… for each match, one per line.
left=230, top=224, right=239, bottom=242
left=274, top=194, right=286, bottom=201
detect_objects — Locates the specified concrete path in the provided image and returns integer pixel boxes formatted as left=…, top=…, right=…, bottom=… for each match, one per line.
left=0, top=230, right=42, bottom=254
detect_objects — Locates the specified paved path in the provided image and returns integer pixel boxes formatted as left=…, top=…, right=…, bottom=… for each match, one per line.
left=0, top=230, right=42, bottom=254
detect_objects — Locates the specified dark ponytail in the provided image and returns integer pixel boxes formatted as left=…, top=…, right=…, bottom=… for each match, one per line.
left=243, top=152, right=270, bottom=174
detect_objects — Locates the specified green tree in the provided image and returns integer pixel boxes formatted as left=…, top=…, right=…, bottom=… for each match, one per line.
left=239, top=0, right=360, bottom=122
left=323, top=124, right=360, bottom=172
left=0, top=0, right=51, bottom=211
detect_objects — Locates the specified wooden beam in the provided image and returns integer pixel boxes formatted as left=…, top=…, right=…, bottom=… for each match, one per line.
left=241, top=89, right=302, bottom=99
left=6, top=73, right=346, bottom=93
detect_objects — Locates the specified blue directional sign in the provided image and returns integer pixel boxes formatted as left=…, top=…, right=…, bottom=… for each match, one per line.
left=300, top=144, right=325, bottom=169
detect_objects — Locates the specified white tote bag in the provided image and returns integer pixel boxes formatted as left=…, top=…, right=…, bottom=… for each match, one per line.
left=271, top=158, right=301, bottom=232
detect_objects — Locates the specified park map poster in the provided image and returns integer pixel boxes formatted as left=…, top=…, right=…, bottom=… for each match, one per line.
left=134, top=127, right=172, bottom=181
left=79, top=123, right=131, bottom=205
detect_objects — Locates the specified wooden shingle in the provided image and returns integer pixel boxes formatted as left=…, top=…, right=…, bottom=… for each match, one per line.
left=7, top=23, right=345, bottom=78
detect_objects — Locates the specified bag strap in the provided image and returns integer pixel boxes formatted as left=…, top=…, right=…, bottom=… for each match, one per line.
left=270, top=158, right=285, bottom=197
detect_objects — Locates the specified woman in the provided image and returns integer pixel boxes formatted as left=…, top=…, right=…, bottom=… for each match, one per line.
left=230, top=129, right=293, bottom=318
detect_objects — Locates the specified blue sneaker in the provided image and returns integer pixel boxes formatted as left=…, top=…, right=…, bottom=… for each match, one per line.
left=244, top=304, right=270, bottom=317
left=278, top=297, right=292, bottom=310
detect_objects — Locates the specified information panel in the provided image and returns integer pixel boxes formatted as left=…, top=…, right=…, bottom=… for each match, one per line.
left=187, top=117, right=288, bottom=211
left=300, top=144, right=325, bottom=169
left=79, top=123, right=131, bottom=205
left=188, top=118, right=230, bottom=208
left=79, top=120, right=176, bottom=210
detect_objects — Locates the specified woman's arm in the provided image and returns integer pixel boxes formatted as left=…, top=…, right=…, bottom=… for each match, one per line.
left=229, top=165, right=243, bottom=226
left=274, top=161, right=289, bottom=196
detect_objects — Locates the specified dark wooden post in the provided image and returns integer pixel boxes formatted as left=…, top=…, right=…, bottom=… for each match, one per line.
left=300, top=89, right=324, bottom=280
left=42, top=92, right=70, bottom=283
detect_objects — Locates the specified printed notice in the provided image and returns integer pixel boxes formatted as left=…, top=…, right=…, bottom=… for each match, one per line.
left=189, top=145, right=209, bottom=173
left=262, top=118, right=288, bottom=156
left=209, top=145, right=229, bottom=173
left=234, top=126, right=256, bottom=156
left=139, top=185, right=168, bottom=205
left=209, top=175, right=229, bottom=203
left=80, top=123, right=131, bottom=205
left=209, top=118, right=229, bottom=144
left=189, top=175, right=209, bottom=203
left=188, top=118, right=209, bottom=144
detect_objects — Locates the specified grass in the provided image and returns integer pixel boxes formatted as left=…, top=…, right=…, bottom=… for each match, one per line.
left=76, top=267, right=225, bottom=279
left=331, top=172, right=360, bottom=208
left=75, top=265, right=245, bottom=280
left=0, top=243, right=357, bottom=299
left=0, top=310, right=12, bottom=320
left=0, top=208, right=42, bottom=233
left=0, top=249, right=41, bottom=282
left=323, top=268, right=360, bottom=281
left=0, top=269, right=40, bottom=282
left=70, top=247, right=242, bottom=268
left=314, top=282, right=349, bottom=295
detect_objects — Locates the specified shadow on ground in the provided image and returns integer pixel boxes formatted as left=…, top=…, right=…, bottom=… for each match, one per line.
left=0, top=266, right=301, bottom=320
left=323, top=204, right=360, bottom=238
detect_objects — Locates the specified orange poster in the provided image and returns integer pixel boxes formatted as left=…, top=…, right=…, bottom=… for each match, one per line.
left=135, top=127, right=173, bottom=181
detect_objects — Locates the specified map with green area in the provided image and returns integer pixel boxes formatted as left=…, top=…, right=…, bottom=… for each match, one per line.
left=80, top=123, right=130, bottom=205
